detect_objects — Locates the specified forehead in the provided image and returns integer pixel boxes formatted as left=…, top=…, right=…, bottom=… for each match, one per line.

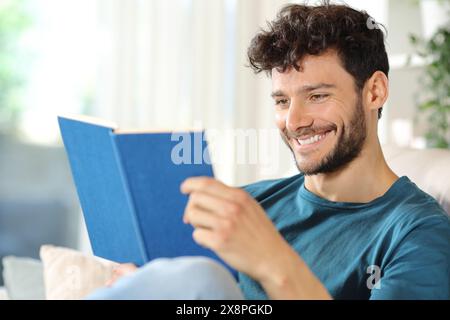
left=271, top=51, right=354, bottom=91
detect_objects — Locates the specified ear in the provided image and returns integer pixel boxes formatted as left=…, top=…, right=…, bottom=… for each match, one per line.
left=364, top=71, right=389, bottom=115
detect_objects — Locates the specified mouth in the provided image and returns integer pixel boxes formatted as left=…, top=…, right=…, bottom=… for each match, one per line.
left=291, top=130, right=334, bottom=152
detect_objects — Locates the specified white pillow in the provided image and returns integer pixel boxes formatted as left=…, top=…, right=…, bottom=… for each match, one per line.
left=40, top=245, right=119, bottom=300
left=0, top=287, right=10, bottom=300
left=2, top=256, right=45, bottom=300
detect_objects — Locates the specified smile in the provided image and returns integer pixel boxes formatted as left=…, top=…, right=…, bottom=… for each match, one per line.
left=292, top=130, right=334, bottom=151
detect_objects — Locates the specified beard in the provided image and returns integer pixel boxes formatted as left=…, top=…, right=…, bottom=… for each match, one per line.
left=281, top=94, right=367, bottom=175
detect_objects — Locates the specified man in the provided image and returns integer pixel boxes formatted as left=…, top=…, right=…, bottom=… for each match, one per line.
left=88, top=2, right=450, bottom=300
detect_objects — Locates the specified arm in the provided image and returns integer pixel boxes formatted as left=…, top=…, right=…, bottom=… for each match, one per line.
left=181, top=177, right=331, bottom=300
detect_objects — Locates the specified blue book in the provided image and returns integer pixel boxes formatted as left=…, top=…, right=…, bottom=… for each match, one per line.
left=58, top=115, right=236, bottom=278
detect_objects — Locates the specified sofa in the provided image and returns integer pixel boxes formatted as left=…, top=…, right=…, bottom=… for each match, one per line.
left=0, top=245, right=117, bottom=300
left=1, top=145, right=449, bottom=300
left=382, top=145, right=450, bottom=216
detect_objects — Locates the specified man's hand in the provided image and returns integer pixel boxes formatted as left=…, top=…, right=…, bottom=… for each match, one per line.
left=105, top=263, right=138, bottom=287
left=180, top=176, right=291, bottom=283
left=181, top=177, right=332, bottom=300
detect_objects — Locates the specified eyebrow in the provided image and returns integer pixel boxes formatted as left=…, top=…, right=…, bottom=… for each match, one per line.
left=271, top=83, right=336, bottom=98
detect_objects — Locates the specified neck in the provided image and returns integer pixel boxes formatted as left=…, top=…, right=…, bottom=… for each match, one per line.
left=304, top=138, right=399, bottom=203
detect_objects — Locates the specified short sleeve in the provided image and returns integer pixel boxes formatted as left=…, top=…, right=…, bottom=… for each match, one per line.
left=370, top=215, right=450, bottom=300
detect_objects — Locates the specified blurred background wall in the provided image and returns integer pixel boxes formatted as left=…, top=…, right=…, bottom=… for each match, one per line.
left=0, top=0, right=448, bottom=283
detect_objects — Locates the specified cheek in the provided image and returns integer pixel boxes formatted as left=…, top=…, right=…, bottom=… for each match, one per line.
left=328, top=96, right=356, bottom=122
left=321, top=101, right=347, bottom=127
left=274, top=110, right=287, bottom=129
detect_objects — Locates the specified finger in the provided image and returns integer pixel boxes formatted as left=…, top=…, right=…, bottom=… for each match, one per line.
left=105, top=274, right=118, bottom=287
left=111, top=263, right=136, bottom=277
left=120, top=263, right=137, bottom=273
left=181, top=177, right=239, bottom=202
left=187, top=191, right=239, bottom=218
left=184, top=205, right=223, bottom=229
left=192, top=228, right=219, bottom=250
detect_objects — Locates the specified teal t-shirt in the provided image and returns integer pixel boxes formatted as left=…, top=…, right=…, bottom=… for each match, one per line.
left=239, top=174, right=450, bottom=300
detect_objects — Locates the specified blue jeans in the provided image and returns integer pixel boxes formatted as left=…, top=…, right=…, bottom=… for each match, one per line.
left=86, top=256, right=244, bottom=300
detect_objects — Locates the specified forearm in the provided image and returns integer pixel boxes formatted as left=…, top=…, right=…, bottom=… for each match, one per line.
left=258, top=244, right=332, bottom=300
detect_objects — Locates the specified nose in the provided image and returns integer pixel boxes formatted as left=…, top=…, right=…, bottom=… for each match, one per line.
left=285, top=100, right=313, bottom=133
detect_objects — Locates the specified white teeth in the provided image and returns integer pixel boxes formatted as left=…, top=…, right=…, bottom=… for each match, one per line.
left=297, top=133, right=327, bottom=146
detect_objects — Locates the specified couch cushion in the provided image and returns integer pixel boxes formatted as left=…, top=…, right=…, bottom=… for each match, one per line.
left=2, top=256, right=45, bottom=300
left=0, top=287, right=9, bottom=300
left=383, top=145, right=450, bottom=216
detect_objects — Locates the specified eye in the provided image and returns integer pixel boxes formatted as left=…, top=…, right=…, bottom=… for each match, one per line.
left=310, top=94, right=329, bottom=102
left=275, top=99, right=289, bottom=107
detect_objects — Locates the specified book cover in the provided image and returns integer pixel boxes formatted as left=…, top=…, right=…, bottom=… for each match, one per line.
left=58, top=115, right=236, bottom=278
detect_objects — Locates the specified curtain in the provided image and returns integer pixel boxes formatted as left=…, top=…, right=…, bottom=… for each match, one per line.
left=93, top=0, right=296, bottom=186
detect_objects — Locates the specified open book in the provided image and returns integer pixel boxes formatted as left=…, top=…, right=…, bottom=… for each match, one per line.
left=58, top=115, right=236, bottom=278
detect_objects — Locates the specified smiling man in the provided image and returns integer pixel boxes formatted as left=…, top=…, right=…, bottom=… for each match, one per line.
left=88, top=2, right=450, bottom=300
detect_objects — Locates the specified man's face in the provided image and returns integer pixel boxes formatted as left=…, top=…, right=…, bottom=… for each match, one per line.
left=271, top=50, right=367, bottom=175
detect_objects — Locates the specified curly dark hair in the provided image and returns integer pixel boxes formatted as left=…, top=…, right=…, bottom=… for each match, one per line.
left=247, top=1, right=389, bottom=119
